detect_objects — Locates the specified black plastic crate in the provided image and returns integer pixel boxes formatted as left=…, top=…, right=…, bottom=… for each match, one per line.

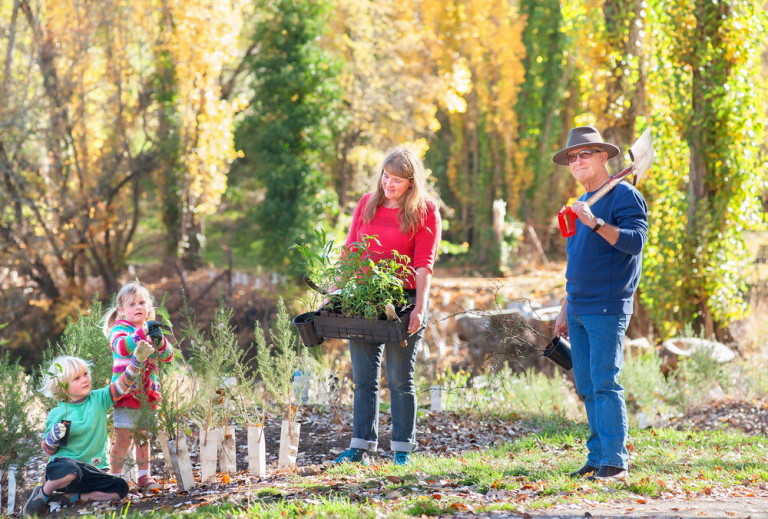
left=312, top=306, right=412, bottom=344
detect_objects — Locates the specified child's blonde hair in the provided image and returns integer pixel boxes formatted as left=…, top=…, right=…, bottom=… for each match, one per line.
left=39, top=356, right=91, bottom=400
left=102, top=281, right=156, bottom=337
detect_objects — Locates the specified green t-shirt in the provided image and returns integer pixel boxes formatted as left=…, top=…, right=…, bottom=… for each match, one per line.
left=44, top=386, right=114, bottom=469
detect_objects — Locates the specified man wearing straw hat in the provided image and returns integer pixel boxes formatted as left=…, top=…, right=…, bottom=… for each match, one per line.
left=552, top=126, right=648, bottom=482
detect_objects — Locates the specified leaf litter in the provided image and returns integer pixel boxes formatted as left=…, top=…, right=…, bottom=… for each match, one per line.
left=20, top=399, right=768, bottom=518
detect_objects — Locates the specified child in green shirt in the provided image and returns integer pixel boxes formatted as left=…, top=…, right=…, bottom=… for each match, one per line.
left=23, top=340, right=154, bottom=517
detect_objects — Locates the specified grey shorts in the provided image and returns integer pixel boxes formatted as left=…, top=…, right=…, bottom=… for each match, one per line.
left=113, top=407, right=149, bottom=430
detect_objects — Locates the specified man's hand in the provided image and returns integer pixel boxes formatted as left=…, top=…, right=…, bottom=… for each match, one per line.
left=571, top=201, right=598, bottom=228
left=134, top=339, right=155, bottom=363
left=144, top=320, right=165, bottom=346
left=554, top=300, right=568, bottom=338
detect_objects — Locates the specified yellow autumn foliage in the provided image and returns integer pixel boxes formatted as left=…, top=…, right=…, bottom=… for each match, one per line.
left=162, top=0, right=252, bottom=215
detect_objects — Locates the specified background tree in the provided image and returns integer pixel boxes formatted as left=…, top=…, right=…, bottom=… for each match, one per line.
left=421, top=0, right=526, bottom=274
left=151, top=0, right=249, bottom=269
left=564, top=0, right=647, bottom=161
left=233, top=0, right=343, bottom=272
left=641, top=0, right=767, bottom=338
left=324, top=0, right=441, bottom=218
left=514, top=0, right=571, bottom=253
left=0, top=0, right=159, bottom=353
left=152, top=3, right=185, bottom=265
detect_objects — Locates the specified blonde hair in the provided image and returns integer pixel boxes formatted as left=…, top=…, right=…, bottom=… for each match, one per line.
left=39, top=356, right=91, bottom=401
left=364, top=147, right=433, bottom=235
left=102, top=281, right=156, bottom=337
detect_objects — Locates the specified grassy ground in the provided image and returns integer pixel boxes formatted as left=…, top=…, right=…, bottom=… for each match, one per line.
left=46, top=417, right=768, bottom=519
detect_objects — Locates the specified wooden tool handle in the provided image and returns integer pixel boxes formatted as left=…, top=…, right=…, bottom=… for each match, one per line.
left=586, top=164, right=635, bottom=207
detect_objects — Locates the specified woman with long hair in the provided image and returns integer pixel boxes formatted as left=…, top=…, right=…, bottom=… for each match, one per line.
left=334, top=147, right=441, bottom=466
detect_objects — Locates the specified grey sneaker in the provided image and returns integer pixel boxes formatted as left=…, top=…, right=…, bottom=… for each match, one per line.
left=23, top=485, right=48, bottom=517
left=333, top=448, right=370, bottom=466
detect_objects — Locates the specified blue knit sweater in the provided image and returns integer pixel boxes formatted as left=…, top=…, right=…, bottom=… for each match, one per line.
left=565, top=182, right=648, bottom=315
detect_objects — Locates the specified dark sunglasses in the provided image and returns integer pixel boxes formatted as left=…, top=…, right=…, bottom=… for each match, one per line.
left=567, top=149, right=604, bottom=163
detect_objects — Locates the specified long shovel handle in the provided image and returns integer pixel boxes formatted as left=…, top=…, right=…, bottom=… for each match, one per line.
left=585, top=164, right=635, bottom=206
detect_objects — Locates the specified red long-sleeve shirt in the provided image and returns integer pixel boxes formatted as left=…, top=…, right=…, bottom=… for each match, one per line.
left=344, top=193, right=441, bottom=289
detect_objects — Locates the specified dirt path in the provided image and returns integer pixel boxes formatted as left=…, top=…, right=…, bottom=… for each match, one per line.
left=532, top=495, right=768, bottom=518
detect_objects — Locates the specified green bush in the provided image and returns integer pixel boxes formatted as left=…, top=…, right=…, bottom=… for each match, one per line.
left=0, top=354, right=38, bottom=470
left=620, top=350, right=678, bottom=426
left=45, top=296, right=113, bottom=388
left=421, top=366, right=579, bottom=419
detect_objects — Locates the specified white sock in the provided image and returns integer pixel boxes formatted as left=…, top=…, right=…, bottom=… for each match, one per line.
left=137, top=469, right=149, bottom=477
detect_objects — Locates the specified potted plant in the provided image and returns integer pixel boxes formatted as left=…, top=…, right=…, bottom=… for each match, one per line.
left=292, top=230, right=415, bottom=346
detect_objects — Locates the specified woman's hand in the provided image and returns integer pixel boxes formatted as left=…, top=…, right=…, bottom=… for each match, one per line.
left=407, top=309, right=424, bottom=335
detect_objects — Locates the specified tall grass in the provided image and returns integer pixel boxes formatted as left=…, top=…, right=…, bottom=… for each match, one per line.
left=420, top=365, right=581, bottom=420
left=416, top=344, right=768, bottom=427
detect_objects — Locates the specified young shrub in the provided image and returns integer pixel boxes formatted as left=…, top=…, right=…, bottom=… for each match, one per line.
left=153, top=356, right=196, bottom=441
left=207, top=299, right=266, bottom=428
left=177, top=298, right=228, bottom=436
left=255, top=297, right=302, bottom=422
left=153, top=300, right=196, bottom=442
left=255, top=298, right=309, bottom=471
left=0, top=354, right=38, bottom=472
left=45, top=296, right=113, bottom=388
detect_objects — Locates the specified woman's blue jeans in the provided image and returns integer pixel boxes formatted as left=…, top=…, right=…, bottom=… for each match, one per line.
left=348, top=324, right=423, bottom=453
left=567, top=313, right=630, bottom=469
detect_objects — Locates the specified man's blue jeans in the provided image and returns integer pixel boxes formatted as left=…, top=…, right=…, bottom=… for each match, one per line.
left=567, top=313, right=630, bottom=469
left=348, top=325, right=423, bottom=453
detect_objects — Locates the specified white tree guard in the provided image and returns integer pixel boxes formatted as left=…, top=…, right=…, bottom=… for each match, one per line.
left=5, top=466, right=17, bottom=516
left=166, top=435, right=196, bottom=491
left=218, top=425, right=237, bottom=474
left=277, top=420, right=300, bottom=471
left=247, top=426, right=267, bottom=477
left=199, top=428, right=220, bottom=483
left=430, top=386, right=443, bottom=412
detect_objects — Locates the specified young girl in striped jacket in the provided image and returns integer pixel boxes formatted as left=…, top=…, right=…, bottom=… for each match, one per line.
left=103, top=281, right=174, bottom=489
